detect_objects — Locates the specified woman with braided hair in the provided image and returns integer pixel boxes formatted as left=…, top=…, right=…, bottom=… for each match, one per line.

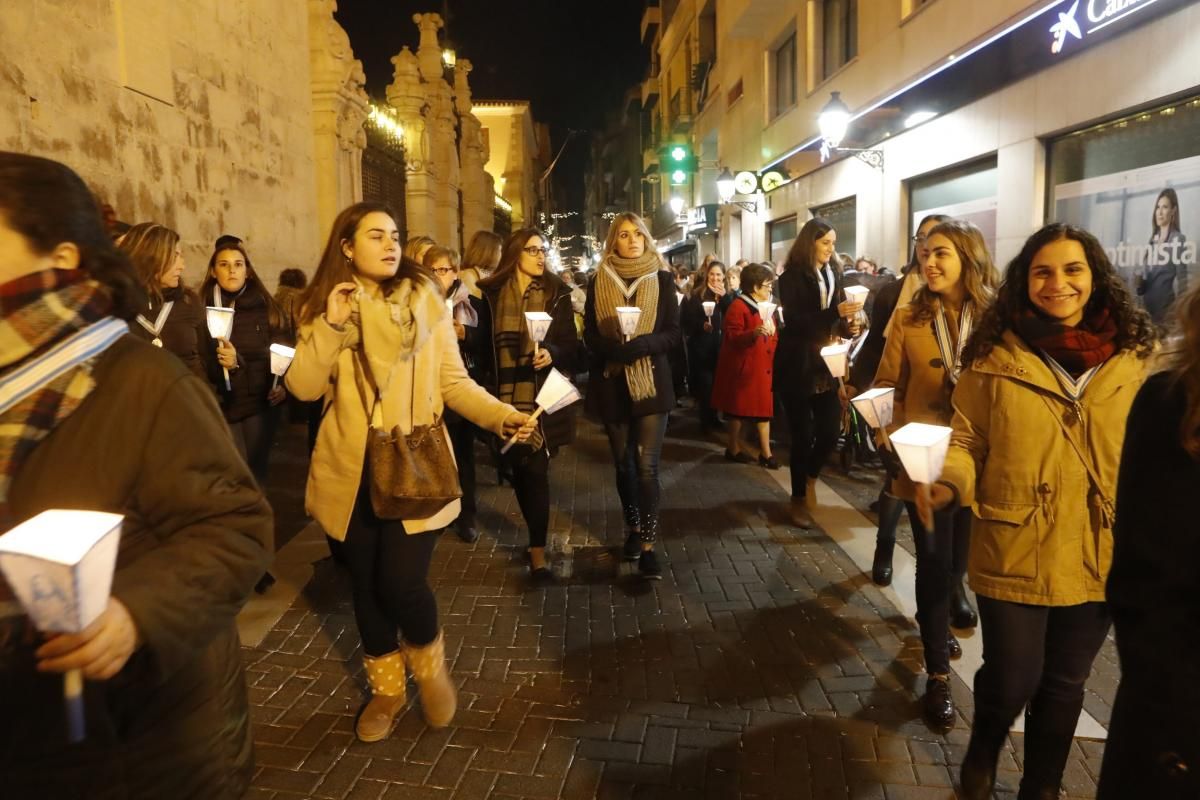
left=584, top=212, right=681, bottom=580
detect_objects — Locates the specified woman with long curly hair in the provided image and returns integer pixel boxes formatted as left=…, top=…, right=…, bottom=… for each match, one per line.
left=1098, top=282, right=1200, bottom=799
left=919, top=223, right=1158, bottom=799
left=873, top=219, right=997, bottom=730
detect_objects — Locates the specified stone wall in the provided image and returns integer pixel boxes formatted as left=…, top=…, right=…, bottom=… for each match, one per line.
left=0, top=0, right=321, bottom=287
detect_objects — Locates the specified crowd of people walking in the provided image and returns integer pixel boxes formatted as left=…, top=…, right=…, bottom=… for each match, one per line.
left=2, top=150, right=1197, bottom=799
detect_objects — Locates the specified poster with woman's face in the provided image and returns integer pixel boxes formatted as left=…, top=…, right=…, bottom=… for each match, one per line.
left=1053, top=154, right=1199, bottom=324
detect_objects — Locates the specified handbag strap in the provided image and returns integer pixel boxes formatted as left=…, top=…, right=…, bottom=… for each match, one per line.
left=1038, top=392, right=1116, bottom=526
left=355, top=338, right=418, bottom=432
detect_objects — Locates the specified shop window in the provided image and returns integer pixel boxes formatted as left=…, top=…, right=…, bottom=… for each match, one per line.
left=769, top=215, right=798, bottom=267
left=908, top=157, right=998, bottom=260
left=1049, top=96, right=1200, bottom=324
left=811, top=196, right=857, bottom=263
left=770, top=32, right=797, bottom=120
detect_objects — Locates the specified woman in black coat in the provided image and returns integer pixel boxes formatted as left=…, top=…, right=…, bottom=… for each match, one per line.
left=117, top=222, right=209, bottom=381
left=775, top=217, right=863, bottom=529
left=199, top=241, right=289, bottom=481
left=681, top=258, right=727, bottom=433
left=584, top=212, right=681, bottom=580
left=475, top=229, right=578, bottom=579
left=1099, top=287, right=1200, bottom=799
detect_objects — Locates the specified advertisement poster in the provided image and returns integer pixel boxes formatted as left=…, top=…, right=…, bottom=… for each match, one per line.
left=1053, top=154, right=1199, bottom=325
left=911, top=197, right=998, bottom=262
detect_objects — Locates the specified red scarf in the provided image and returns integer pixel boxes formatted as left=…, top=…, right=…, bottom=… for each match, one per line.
left=1013, top=305, right=1118, bottom=377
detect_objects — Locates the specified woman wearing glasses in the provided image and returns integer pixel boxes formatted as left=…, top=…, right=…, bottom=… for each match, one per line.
left=476, top=230, right=578, bottom=580
left=775, top=218, right=863, bottom=529
left=426, top=246, right=484, bottom=544
left=584, top=212, right=681, bottom=579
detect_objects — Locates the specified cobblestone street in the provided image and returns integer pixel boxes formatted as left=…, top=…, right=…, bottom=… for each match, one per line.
left=241, top=413, right=1114, bottom=800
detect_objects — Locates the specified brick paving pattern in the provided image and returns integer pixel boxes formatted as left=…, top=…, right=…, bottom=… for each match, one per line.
left=243, top=413, right=1110, bottom=799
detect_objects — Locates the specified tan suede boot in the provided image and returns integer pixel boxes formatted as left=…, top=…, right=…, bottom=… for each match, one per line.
left=356, top=650, right=407, bottom=742
left=404, top=632, right=457, bottom=728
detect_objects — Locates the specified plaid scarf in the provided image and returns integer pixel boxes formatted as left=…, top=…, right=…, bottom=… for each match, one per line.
left=0, top=269, right=118, bottom=603
left=1014, top=305, right=1118, bottom=378
left=594, top=251, right=660, bottom=401
left=493, top=275, right=545, bottom=450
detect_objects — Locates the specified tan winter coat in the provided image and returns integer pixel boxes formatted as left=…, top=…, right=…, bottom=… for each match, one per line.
left=873, top=304, right=961, bottom=502
left=940, top=330, right=1150, bottom=606
left=286, top=278, right=517, bottom=540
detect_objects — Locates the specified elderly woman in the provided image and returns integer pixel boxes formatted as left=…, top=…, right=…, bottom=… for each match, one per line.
left=0, top=152, right=272, bottom=798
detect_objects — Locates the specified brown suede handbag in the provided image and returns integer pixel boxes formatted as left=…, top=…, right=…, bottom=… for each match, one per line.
left=361, top=351, right=462, bottom=520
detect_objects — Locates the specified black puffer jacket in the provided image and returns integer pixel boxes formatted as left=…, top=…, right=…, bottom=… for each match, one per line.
left=475, top=271, right=579, bottom=450
left=126, top=286, right=209, bottom=382
left=775, top=264, right=851, bottom=397
left=680, top=292, right=724, bottom=373
left=201, top=285, right=285, bottom=423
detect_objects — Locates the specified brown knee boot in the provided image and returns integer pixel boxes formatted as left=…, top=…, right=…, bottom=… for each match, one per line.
left=356, top=650, right=407, bottom=742
left=404, top=631, right=457, bottom=728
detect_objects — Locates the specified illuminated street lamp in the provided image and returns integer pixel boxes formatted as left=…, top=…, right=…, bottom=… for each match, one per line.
left=818, top=91, right=883, bottom=170
left=669, top=195, right=685, bottom=216
left=442, top=48, right=457, bottom=69
left=716, top=167, right=758, bottom=213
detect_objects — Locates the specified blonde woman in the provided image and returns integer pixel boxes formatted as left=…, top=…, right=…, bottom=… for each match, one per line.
left=287, top=202, right=535, bottom=743
left=458, top=229, right=504, bottom=300
left=583, top=211, right=681, bottom=579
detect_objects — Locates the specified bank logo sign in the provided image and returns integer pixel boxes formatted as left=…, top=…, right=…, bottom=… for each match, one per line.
left=1049, top=0, right=1161, bottom=53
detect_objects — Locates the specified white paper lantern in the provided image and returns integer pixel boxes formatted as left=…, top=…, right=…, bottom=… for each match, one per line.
left=844, top=285, right=869, bottom=304
left=820, top=342, right=851, bottom=378
left=758, top=301, right=777, bottom=321
left=702, top=301, right=716, bottom=319
left=850, top=387, right=895, bottom=429
left=204, top=307, right=235, bottom=340
left=616, top=306, right=642, bottom=338
left=269, top=344, right=296, bottom=377
left=524, top=311, right=553, bottom=343
left=890, top=423, right=953, bottom=484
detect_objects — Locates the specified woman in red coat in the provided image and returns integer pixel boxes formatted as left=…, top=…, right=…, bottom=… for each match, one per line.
left=712, top=263, right=780, bottom=468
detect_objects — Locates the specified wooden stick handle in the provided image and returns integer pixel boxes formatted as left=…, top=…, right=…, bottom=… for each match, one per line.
left=500, top=406, right=545, bottom=454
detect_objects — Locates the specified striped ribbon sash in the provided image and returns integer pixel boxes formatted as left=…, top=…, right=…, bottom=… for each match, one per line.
left=932, top=300, right=973, bottom=384
left=0, top=317, right=129, bottom=415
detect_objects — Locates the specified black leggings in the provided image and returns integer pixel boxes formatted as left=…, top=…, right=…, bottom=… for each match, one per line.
left=343, top=476, right=440, bottom=656
left=780, top=387, right=842, bottom=498
left=228, top=407, right=280, bottom=482
left=501, top=445, right=550, bottom=548
left=903, top=503, right=972, bottom=675
left=447, top=416, right=478, bottom=526
left=603, top=413, right=669, bottom=541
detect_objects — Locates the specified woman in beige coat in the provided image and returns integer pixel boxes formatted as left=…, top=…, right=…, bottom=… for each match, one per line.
left=287, top=203, right=534, bottom=744
left=874, top=219, right=997, bottom=731
left=920, top=223, right=1158, bottom=800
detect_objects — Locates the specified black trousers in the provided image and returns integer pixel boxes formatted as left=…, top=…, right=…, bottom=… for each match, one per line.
left=343, top=476, right=440, bottom=656
left=904, top=503, right=972, bottom=675
left=446, top=416, right=478, bottom=527
left=972, top=596, right=1110, bottom=790
left=780, top=386, right=842, bottom=498
left=688, top=355, right=719, bottom=429
left=603, top=413, right=669, bottom=541
left=501, top=445, right=550, bottom=548
left=228, top=406, right=280, bottom=482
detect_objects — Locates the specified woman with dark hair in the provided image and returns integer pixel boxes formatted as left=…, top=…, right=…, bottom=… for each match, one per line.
left=199, top=242, right=288, bottom=481
left=854, top=214, right=949, bottom=586
left=680, top=258, right=726, bottom=432
left=1138, top=188, right=1187, bottom=325
left=275, top=267, right=308, bottom=336
left=584, top=211, right=681, bottom=579
left=0, top=152, right=271, bottom=797
left=918, top=223, right=1158, bottom=799
left=775, top=218, right=864, bottom=529
left=458, top=229, right=504, bottom=300
left=117, top=221, right=208, bottom=380
left=1098, top=283, right=1200, bottom=799
left=475, top=229, right=578, bottom=579
left=287, top=202, right=534, bottom=742
left=712, top=263, right=780, bottom=466
left=873, top=220, right=998, bottom=730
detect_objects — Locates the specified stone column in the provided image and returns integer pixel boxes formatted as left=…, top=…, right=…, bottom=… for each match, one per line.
left=412, top=12, right=460, bottom=249
left=309, top=0, right=367, bottom=241
left=387, top=47, right=436, bottom=243
left=455, top=59, right=492, bottom=240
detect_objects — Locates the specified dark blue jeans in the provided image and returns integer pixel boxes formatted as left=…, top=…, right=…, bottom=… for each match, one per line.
left=603, top=413, right=669, bottom=542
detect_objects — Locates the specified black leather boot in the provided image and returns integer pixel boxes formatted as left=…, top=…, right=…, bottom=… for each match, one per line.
left=960, top=711, right=1010, bottom=800
left=950, top=578, right=979, bottom=629
left=1017, top=708, right=1075, bottom=800
left=872, top=493, right=902, bottom=586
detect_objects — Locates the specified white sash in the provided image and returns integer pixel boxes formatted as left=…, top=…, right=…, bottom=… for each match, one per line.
left=933, top=299, right=973, bottom=384
left=602, top=266, right=657, bottom=299
left=134, top=300, right=174, bottom=346
left=0, top=318, right=129, bottom=416
left=1042, top=352, right=1101, bottom=402
left=818, top=264, right=835, bottom=310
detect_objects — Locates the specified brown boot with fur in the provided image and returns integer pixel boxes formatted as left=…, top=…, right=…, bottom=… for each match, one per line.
left=404, top=632, right=457, bottom=728
left=357, top=650, right=407, bottom=742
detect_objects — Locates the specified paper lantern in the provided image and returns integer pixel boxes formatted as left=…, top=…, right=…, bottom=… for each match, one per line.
left=890, top=422, right=953, bottom=484
left=844, top=285, right=869, bottom=304
left=851, top=387, right=895, bottom=429
left=820, top=342, right=850, bottom=378
left=702, top=301, right=715, bottom=319
left=204, top=307, right=235, bottom=340
left=758, top=300, right=777, bottom=321
left=524, top=311, right=553, bottom=343
left=616, top=306, right=642, bottom=338
left=500, top=368, right=583, bottom=453
left=269, top=344, right=296, bottom=377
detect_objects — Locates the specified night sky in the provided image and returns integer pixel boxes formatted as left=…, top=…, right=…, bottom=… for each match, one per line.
left=334, top=0, right=648, bottom=223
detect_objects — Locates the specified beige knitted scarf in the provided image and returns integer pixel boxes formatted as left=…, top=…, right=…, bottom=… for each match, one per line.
left=595, top=251, right=661, bottom=401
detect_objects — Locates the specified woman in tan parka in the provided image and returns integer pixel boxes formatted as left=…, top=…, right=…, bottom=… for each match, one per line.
left=920, top=223, right=1158, bottom=800
left=286, top=203, right=534, bottom=744
left=873, top=219, right=997, bottom=732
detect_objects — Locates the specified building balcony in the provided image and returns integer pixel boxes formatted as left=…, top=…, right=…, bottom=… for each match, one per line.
left=641, top=77, right=659, bottom=110
left=643, top=146, right=660, bottom=174
left=641, top=3, right=661, bottom=46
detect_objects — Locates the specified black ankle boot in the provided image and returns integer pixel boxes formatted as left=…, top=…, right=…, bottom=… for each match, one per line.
left=872, top=539, right=894, bottom=586
left=1017, top=709, right=1075, bottom=800
left=960, top=711, right=1009, bottom=800
left=872, top=494, right=902, bottom=586
left=950, top=579, right=979, bottom=629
